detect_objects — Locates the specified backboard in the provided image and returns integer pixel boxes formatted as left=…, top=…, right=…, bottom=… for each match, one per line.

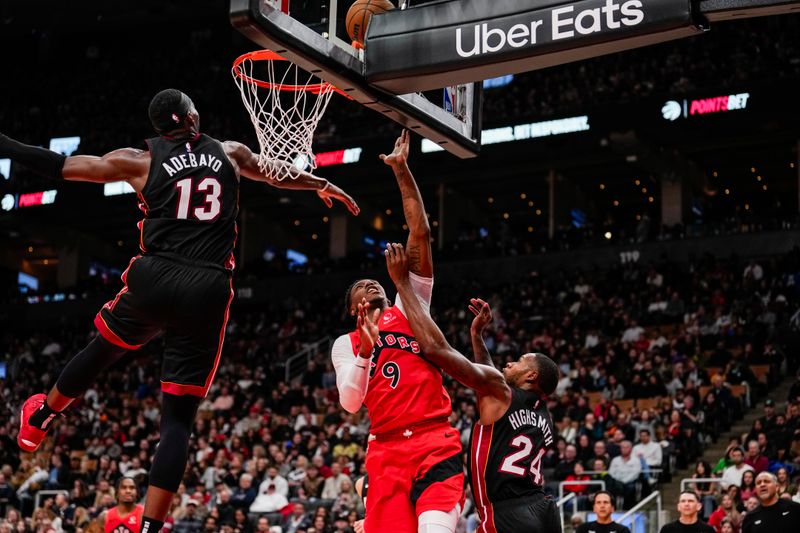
left=231, top=0, right=800, bottom=158
left=230, top=0, right=483, bottom=158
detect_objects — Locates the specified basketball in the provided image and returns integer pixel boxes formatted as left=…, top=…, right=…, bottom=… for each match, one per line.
left=346, top=0, right=394, bottom=44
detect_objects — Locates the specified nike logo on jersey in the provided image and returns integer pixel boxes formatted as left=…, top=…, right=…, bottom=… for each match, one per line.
left=783, top=511, right=790, bottom=516
left=383, top=311, right=394, bottom=323
left=755, top=520, right=762, bottom=524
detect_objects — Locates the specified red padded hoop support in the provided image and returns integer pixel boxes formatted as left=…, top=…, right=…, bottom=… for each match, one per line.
left=232, top=50, right=350, bottom=97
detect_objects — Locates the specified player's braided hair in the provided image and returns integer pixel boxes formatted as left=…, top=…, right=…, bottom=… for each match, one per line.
left=533, top=353, right=559, bottom=396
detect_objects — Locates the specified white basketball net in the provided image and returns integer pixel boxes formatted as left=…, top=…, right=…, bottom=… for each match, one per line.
left=232, top=51, right=336, bottom=181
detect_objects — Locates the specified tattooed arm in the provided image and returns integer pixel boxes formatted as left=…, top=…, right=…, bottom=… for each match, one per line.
left=380, top=130, right=432, bottom=277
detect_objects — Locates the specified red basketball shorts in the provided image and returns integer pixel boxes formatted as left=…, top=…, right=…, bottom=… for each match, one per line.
left=364, top=420, right=465, bottom=532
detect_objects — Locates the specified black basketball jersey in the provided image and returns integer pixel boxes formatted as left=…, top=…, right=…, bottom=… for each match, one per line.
left=469, top=388, right=555, bottom=504
left=139, top=134, right=239, bottom=268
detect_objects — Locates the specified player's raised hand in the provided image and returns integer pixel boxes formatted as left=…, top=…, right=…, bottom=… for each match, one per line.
left=468, top=297, right=493, bottom=334
left=318, top=182, right=360, bottom=216
left=385, top=242, right=409, bottom=285
left=356, top=297, right=380, bottom=357
left=379, top=129, right=410, bottom=168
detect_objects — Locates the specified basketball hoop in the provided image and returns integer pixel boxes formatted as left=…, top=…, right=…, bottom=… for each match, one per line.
left=232, top=50, right=348, bottom=180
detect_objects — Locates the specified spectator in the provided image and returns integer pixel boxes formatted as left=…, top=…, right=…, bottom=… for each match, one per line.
left=321, top=464, right=349, bottom=500
left=233, top=508, right=253, bottom=533
left=775, top=468, right=791, bottom=496
left=689, top=461, right=719, bottom=519
left=231, top=474, right=257, bottom=511
left=708, top=493, right=742, bottom=533
left=174, top=499, right=203, bottom=533
left=283, top=503, right=311, bottom=533
left=331, top=478, right=357, bottom=516
left=250, top=483, right=289, bottom=514
left=608, top=441, right=642, bottom=508
left=720, top=448, right=754, bottom=490
left=744, top=441, right=768, bottom=474
left=215, top=487, right=236, bottom=525
left=555, top=445, right=579, bottom=481
left=740, top=471, right=757, bottom=502
left=633, top=429, right=663, bottom=470
left=255, top=516, right=273, bottom=532
left=262, top=468, right=289, bottom=499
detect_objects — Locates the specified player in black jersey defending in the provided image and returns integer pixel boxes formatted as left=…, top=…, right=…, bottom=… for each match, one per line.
left=1, top=89, right=359, bottom=533
left=382, top=243, right=561, bottom=533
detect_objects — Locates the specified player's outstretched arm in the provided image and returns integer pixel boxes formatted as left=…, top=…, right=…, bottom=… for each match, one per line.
left=380, top=130, right=432, bottom=277
left=383, top=243, right=510, bottom=402
left=469, top=298, right=496, bottom=368
left=224, top=140, right=360, bottom=215
left=63, top=149, right=150, bottom=188
left=0, top=132, right=148, bottom=188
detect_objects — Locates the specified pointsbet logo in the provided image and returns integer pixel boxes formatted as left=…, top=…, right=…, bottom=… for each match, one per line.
left=662, top=93, right=751, bottom=121
left=456, top=0, right=645, bottom=57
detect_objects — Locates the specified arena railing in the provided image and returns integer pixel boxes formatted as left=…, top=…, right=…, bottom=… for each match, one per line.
left=284, top=336, right=333, bottom=383
left=619, top=490, right=662, bottom=533
left=680, top=478, right=720, bottom=492
left=34, top=490, right=69, bottom=511
left=556, top=492, right=578, bottom=531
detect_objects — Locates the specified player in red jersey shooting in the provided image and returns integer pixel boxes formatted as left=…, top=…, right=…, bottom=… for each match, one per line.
left=331, top=131, right=464, bottom=533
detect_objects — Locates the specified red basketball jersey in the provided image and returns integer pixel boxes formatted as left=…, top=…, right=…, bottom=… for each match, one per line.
left=348, top=305, right=452, bottom=435
left=105, top=504, right=144, bottom=533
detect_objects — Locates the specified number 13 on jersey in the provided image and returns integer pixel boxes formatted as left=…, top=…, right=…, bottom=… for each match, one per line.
left=175, top=176, right=222, bottom=220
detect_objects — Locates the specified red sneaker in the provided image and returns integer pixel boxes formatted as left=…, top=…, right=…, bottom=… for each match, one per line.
left=18, top=394, right=50, bottom=453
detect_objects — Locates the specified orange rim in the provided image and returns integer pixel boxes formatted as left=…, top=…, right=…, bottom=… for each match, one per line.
left=232, top=50, right=350, bottom=97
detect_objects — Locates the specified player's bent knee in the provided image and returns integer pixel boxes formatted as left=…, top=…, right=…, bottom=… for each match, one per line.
left=417, top=504, right=460, bottom=533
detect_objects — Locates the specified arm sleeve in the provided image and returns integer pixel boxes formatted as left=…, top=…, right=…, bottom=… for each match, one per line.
left=394, top=272, right=434, bottom=315
left=332, top=335, right=370, bottom=414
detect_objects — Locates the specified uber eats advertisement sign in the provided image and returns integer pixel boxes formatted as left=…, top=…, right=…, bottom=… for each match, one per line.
left=366, top=0, right=699, bottom=93
left=456, top=0, right=652, bottom=57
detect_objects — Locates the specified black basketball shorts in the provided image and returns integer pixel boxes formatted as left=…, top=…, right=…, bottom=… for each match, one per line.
left=487, top=493, right=562, bottom=533
left=94, top=254, right=233, bottom=398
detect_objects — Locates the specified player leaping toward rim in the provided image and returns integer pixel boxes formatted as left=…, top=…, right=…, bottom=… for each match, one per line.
left=382, top=242, right=562, bottom=533
left=0, top=88, right=359, bottom=533
left=331, top=130, right=465, bottom=533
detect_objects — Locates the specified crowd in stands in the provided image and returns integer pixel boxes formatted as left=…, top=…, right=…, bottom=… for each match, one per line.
left=2, top=245, right=800, bottom=532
